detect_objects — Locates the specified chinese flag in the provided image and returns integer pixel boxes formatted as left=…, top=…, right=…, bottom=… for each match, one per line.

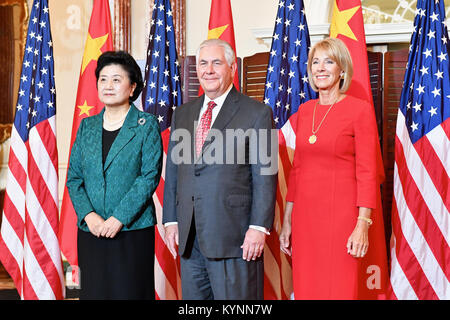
left=199, top=0, right=239, bottom=95
left=58, top=0, right=113, bottom=274
left=330, top=0, right=388, bottom=299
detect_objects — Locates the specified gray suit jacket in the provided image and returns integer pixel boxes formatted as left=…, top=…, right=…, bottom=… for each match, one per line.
left=163, top=87, right=277, bottom=258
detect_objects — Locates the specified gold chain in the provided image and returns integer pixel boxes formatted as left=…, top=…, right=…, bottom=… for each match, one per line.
left=309, top=99, right=338, bottom=144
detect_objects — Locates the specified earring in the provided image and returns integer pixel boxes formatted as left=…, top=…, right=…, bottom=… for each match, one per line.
left=340, top=72, right=345, bottom=79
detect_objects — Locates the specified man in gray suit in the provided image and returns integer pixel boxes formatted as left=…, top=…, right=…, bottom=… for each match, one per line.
left=163, top=39, right=276, bottom=300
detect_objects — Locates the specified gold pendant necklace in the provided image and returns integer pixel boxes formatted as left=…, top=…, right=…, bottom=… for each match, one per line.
left=309, top=99, right=338, bottom=144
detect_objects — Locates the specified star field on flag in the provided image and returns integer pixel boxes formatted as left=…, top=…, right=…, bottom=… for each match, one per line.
left=263, top=0, right=316, bottom=129
left=141, top=0, right=182, bottom=131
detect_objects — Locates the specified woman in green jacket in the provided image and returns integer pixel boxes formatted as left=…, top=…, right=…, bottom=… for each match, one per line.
left=67, top=51, right=162, bottom=299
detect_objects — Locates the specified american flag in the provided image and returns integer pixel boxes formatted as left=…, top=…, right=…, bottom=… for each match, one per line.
left=0, top=0, right=65, bottom=299
left=264, top=0, right=316, bottom=129
left=262, top=0, right=316, bottom=299
left=141, top=0, right=183, bottom=300
left=389, top=0, right=450, bottom=300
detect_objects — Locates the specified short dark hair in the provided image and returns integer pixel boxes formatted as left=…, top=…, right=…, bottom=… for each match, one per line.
left=95, top=51, right=143, bottom=102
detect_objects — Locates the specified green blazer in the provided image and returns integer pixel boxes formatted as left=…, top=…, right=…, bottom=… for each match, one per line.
left=66, top=104, right=162, bottom=232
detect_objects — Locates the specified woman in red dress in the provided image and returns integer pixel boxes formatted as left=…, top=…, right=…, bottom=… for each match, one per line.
left=279, top=38, right=387, bottom=299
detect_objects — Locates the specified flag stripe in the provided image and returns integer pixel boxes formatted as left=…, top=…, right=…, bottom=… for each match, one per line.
left=0, top=217, right=23, bottom=285
left=24, top=210, right=62, bottom=299
left=2, top=195, right=25, bottom=246
left=153, top=180, right=181, bottom=300
left=426, top=118, right=450, bottom=181
left=393, top=163, right=449, bottom=299
left=442, top=119, right=450, bottom=140
left=391, top=198, right=440, bottom=299
left=155, top=228, right=180, bottom=299
left=4, top=170, right=26, bottom=227
left=394, top=135, right=450, bottom=281
left=280, top=116, right=297, bottom=150
left=28, top=124, right=59, bottom=218
left=10, top=127, right=28, bottom=172
left=34, top=119, right=59, bottom=176
left=22, top=232, right=55, bottom=300
left=414, top=135, right=449, bottom=211
left=7, top=150, right=27, bottom=196
left=26, top=149, right=59, bottom=235
left=263, top=273, right=279, bottom=300
left=22, top=267, right=38, bottom=300
left=154, top=253, right=178, bottom=299
left=396, top=112, right=450, bottom=243
left=389, top=233, right=418, bottom=300
left=24, top=172, right=62, bottom=275
left=154, top=195, right=179, bottom=297
left=264, top=230, right=282, bottom=300
left=277, top=146, right=292, bottom=195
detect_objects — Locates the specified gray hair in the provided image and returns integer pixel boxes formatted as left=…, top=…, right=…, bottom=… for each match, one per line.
left=195, top=39, right=236, bottom=66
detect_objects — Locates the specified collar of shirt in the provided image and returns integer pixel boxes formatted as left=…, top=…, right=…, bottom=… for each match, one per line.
left=197, top=84, right=233, bottom=125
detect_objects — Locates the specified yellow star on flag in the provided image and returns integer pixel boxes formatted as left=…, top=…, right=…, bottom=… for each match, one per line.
left=207, top=24, right=229, bottom=39
left=77, top=100, right=94, bottom=117
left=81, top=33, right=109, bottom=75
left=330, top=1, right=360, bottom=41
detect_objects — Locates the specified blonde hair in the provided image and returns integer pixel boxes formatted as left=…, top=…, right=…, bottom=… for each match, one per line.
left=307, top=38, right=353, bottom=93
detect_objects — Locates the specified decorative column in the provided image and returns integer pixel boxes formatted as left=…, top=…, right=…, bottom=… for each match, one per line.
left=113, top=0, right=131, bottom=51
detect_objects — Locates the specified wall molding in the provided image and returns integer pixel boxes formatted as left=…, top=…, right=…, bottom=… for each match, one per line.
left=251, top=23, right=417, bottom=49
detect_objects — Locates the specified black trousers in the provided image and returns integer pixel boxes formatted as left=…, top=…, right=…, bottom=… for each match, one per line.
left=180, top=218, right=264, bottom=300
left=77, top=227, right=155, bottom=300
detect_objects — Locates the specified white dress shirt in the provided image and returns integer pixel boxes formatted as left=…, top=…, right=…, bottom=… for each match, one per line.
left=196, top=84, right=233, bottom=126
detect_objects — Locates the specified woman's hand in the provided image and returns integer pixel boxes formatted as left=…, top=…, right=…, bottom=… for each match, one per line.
left=279, top=202, right=293, bottom=256
left=279, top=223, right=292, bottom=256
left=84, top=212, right=105, bottom=237
left=346, top=222, right=369, bottom=258
left=347, top=207, right=372, bottom=258
left=101, top=216, right=123, bottom=238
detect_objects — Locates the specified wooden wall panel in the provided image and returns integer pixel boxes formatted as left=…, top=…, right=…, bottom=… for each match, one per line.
left=0, top=6, right=15, bottom=124
left=242, top=52, right=269, bottom=103
left=368, top=51, right=383, bottom=144
left=382, top=49, right=409, bottom=249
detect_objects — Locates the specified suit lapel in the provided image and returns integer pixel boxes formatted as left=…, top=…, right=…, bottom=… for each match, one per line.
left=91, top=110, right=105, bottom=178
left=103, top=105, right=138, bottom=172
left=200, top=87, right=240, bottom=158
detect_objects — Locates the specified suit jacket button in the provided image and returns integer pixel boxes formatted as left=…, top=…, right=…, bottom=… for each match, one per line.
left=191, top=196, right=194, bottom=201
left=195, top=172, right=200, bottom=176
